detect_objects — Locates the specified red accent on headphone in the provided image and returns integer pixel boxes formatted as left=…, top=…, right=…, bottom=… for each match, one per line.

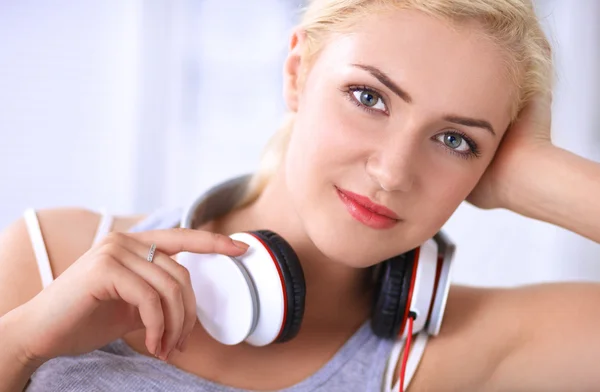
left=399, top=247, right=420, bottom=337
left=425, top=254, right=444, bottom=327
left=249, top=233, right=289, bottom=340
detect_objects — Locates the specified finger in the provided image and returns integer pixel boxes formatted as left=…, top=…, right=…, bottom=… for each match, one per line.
left=104, top=260, right=165, bottom=357
left=120, top=238, right=195, bottom=356
left=150, top=252, right=196, bottom=354
left=128, top=228, right=250, bottom=256
left=113, top=244, right=186, bottom=360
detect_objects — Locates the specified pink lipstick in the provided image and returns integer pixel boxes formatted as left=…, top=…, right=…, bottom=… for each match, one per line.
left=336, top=187, right=400, bottom=229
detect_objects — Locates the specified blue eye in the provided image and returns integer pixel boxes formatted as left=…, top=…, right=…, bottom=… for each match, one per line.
left=442, top=134, right=468, bottom=151
left=358, top=91, right=379, bottom=107
left=348, top=87, right=388, bottom=113
left=435, top=131, right=481, bottom=159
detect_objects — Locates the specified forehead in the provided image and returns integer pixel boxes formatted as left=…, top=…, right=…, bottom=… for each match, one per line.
left=313, top=8, right=515, bottom=131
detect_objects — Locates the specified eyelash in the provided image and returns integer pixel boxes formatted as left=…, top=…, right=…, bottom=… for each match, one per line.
left=341, top=85, right=481, bottom=160
left=439, top=130, right=481, bottom=160
left=343, top=85, right=388, bottom=115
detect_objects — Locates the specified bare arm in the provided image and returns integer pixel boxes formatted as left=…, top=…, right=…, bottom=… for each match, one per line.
left=0, top=209, right=106, bottom=391
left=0, top=306, right=42, bottom=392
left=408, top=283, right=600, bottom=391
left=506, top=145, right=600, bottom=244
left=408, top=286, right=523, bottom=391
left=488, top=282, right=600, bottom=391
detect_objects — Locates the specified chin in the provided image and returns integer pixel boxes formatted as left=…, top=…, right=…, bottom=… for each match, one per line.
left=302, top=216, right=388, bottom=268
left=306, top=206, right=442, bottom=269
left=315, top=240, right=377, bottom=268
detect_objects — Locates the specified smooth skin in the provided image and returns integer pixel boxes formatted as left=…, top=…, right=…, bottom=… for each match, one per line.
left=2, top=8, right=600, bottom=392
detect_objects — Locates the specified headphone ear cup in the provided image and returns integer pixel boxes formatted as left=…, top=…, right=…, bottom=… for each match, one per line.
left=371, top=250, right=417, bottom=339
left=251, top=230, right=306, bottom=343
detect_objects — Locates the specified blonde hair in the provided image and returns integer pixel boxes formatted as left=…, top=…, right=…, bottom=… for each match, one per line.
left=239, top=0, right=553, bottom=207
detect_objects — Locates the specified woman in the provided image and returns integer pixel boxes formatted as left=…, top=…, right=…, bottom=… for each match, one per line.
left=2, top=0, right=600, bottom=391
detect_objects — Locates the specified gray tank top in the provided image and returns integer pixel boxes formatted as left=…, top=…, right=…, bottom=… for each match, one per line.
left=26, top=207, right=418, bottom=392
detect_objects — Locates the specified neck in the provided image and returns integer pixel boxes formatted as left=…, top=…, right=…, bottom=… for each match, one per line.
left=212, top=170, right=374, bottom=334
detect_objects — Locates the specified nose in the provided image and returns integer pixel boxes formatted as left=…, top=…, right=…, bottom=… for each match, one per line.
left=366, top=136, right=418, bottom=193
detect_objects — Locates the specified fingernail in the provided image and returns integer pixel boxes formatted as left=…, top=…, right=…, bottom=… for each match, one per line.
left=155, top=342, right=162, bottom=358
left=160, top=348, right=169, bottom=361
left=232, top=240, right=249, bottom=251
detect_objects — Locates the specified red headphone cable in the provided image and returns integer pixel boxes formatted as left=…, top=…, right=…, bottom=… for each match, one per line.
left=398, top=312, right=416, bottom=392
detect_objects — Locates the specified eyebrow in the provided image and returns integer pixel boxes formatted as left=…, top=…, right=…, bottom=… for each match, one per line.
left=352, top=63, right=496, bottom=137
left=352, top=63, right=413, bottom=104
left=443, top=115, right=496, bottom=136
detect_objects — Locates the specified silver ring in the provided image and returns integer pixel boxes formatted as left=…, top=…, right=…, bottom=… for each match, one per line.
left=147, top=243, right=156, bottom=263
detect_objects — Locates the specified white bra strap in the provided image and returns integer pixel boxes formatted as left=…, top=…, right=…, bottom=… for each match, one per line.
left=383, top=332, right=429, bottom=392
left=92, top=211, right=114, bottom=245
left=24, top=208, right=54, bottom=289
left=23, top=209, right=114, bottom=289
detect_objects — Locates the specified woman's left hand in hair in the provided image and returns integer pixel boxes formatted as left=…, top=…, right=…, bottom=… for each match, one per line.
left=466, top=93, right=553, bottom=210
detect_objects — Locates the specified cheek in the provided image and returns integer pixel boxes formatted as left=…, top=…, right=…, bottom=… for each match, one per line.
left=420, top=164, right=486, bottom=226
left=289, top=93, right=368, bottom=173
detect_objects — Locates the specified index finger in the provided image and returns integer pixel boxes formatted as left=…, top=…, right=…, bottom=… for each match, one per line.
left=128, top=228, right=249, bottom=256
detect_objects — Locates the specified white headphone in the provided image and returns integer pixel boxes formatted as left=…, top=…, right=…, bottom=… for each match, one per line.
left=176, top=175, right=455, bottom=346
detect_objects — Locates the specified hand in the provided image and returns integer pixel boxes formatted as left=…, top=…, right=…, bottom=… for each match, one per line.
left=467, top=93, right=554, bottom=209
left=13, top=229, right=249, bottom=364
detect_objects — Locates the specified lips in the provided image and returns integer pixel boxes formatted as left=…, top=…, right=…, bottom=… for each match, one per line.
left=335, top=187, right=400, bottom=230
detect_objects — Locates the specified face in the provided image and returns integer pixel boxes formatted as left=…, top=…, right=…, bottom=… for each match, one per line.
left=282, top=9, right=515, bottom=267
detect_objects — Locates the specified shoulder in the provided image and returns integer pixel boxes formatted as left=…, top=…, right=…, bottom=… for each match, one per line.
left=410, top=282, right=600, bottom=391
left=0, top=208, right=147, bottom=317
left=408, top=285, right=521, bottom=391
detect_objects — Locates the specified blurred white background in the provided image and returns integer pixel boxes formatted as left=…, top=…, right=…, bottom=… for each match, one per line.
left=1, top=0, right=599, bottom=287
